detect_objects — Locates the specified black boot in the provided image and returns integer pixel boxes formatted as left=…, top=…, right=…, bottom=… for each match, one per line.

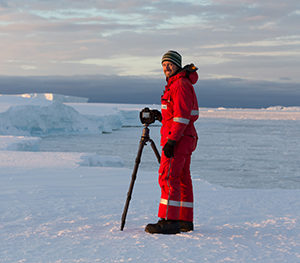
left=145, top=219, right=180, bottom=234
left=179, top=221, right=194, bottom=232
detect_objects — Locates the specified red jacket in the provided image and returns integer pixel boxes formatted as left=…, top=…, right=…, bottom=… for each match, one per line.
left=161, top=66, right=199, bottom=154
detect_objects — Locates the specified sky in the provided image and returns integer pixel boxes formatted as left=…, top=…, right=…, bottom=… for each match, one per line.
left=0, top=0, right=300, bottom=107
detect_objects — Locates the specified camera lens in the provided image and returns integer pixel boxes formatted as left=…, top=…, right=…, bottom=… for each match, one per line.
left=142, top=112, right=150, bottom=118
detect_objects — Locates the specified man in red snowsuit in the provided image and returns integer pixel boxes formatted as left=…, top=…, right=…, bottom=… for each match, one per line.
left=145, top=50, right=199, bottom=234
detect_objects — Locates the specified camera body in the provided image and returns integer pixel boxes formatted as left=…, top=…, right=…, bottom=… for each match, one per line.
left=140, top=107, right=161, bottom=125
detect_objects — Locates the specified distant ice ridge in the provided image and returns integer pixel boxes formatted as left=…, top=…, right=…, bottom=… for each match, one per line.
left=265, top=106, right=300, bottom=111
left=200, top=106, right=300, bottom=120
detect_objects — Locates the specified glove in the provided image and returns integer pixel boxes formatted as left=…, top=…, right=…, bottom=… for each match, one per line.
left=152, top=109, right=162, bottom=122
left=162, top=139, right=176, bottom=158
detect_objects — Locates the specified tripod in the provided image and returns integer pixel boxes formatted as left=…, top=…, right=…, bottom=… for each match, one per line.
left=120, top=124, right=161, bottom=231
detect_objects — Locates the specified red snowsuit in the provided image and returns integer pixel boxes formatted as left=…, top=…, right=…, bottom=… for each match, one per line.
left=158, top=67, right=199, bottom=222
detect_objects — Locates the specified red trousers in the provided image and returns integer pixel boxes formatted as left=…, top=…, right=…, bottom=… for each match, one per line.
left=158, top=151, right=194, bottom=222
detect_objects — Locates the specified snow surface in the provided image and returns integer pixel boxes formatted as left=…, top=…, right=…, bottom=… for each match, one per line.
left=0, top=94, right=300, bottom=262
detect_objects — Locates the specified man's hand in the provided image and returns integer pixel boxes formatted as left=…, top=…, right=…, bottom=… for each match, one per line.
left=162, top=139, right=176, bottom=158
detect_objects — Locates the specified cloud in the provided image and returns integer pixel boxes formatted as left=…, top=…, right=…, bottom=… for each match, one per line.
left=64, top=55, right=161, bottom=76
left=1, top=75, right=299, bottom=108
left=0, top=0, right=299, bottom=84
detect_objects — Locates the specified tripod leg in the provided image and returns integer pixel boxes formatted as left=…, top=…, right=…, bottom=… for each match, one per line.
left=149, top=139, right=161, bottom=164
left=120, top=138, right=145, bottom=231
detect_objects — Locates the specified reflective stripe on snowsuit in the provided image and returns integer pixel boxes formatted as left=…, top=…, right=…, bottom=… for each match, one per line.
left=158, top=69, right=199, bottom=222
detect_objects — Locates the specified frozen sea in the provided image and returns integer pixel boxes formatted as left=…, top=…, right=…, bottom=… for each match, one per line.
left=38, top=117, right=300, bottom=189
left=0, top=93, right=300, bottom=263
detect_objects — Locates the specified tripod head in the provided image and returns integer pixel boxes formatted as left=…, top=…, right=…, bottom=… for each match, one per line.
left=140, top=107, right=162, bottom=125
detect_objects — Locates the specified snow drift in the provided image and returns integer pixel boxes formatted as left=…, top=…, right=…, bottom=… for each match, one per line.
left=0, top=135, right=40, bottom=151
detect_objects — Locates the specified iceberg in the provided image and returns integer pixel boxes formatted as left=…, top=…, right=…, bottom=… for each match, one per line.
left=0, top=101, right=123, bottom=136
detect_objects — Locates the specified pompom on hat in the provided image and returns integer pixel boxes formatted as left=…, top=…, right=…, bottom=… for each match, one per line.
left=161, top=50, right=182, bottom=68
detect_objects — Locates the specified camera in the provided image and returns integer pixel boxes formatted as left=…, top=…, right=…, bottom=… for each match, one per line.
left=140, top=107, right=162, bottom=125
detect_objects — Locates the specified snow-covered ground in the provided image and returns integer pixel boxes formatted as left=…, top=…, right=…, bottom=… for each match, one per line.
left=0, top=94, right=300, bottom=262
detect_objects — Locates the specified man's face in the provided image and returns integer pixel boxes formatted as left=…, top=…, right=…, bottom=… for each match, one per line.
left=162, top=61, right=179, bottom=78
